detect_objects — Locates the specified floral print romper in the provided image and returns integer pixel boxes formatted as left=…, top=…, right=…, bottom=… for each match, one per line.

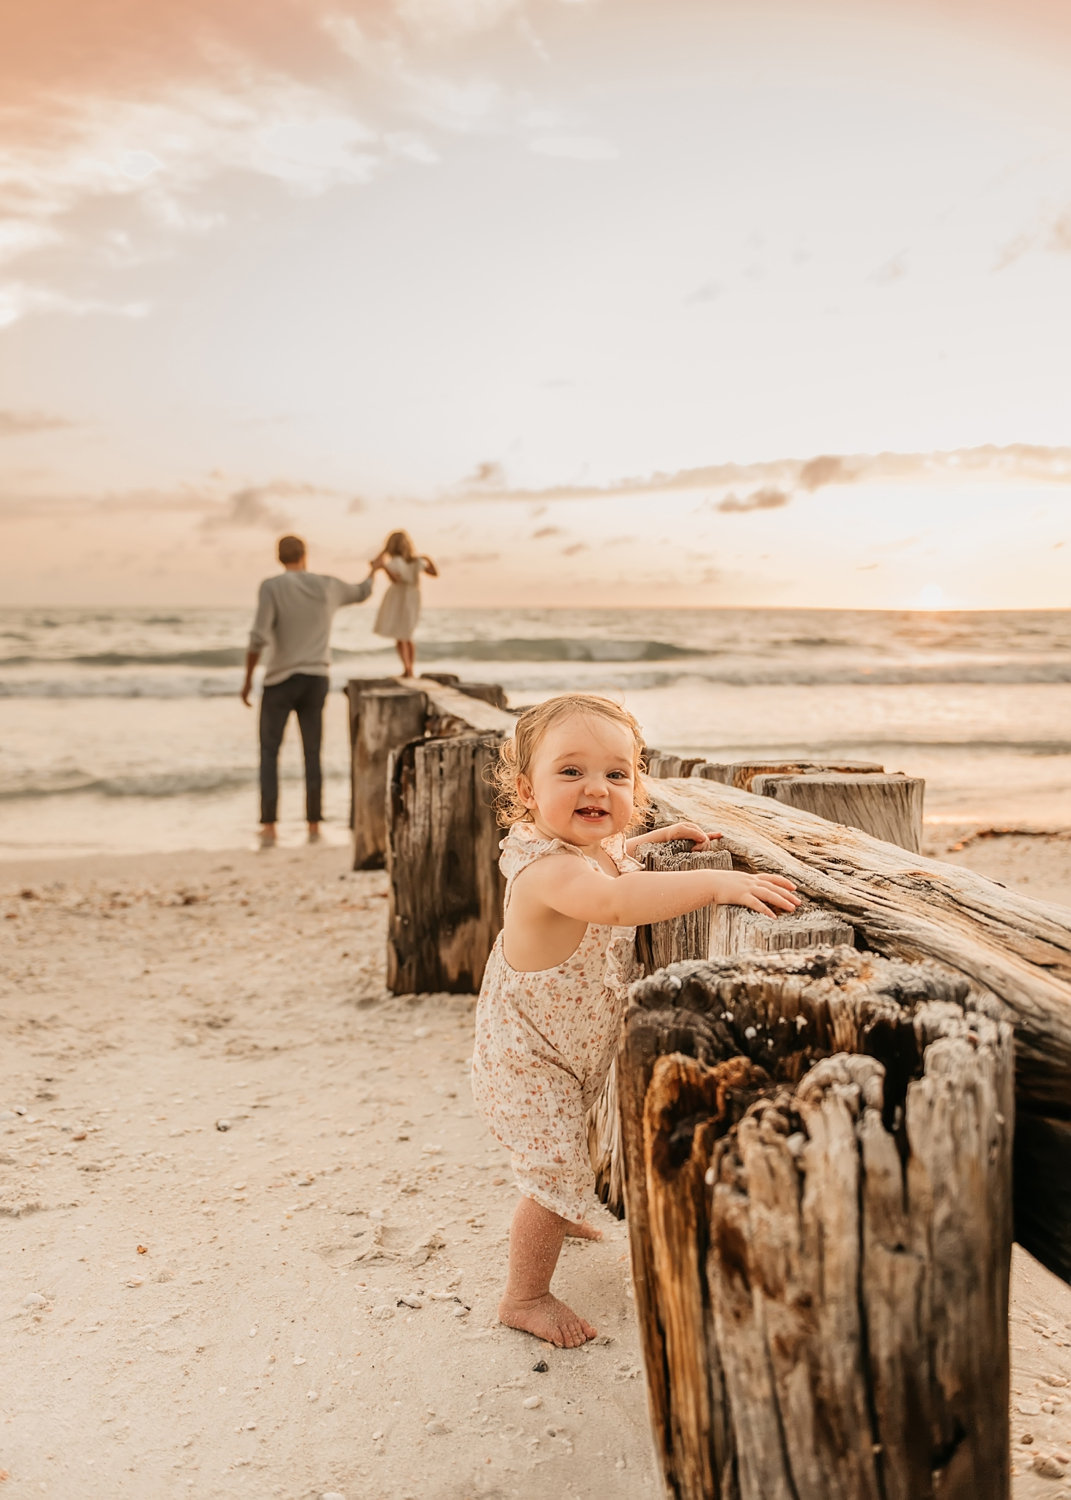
left=470, top=822, right=640, bottom=1222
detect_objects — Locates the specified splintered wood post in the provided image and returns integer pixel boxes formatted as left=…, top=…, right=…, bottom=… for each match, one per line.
left=344, top=676, right=406, bottom=829
left=636, top=840, right=735, bottom=972
left=695, top=758, right=886, bottom=788
left=645, top=752, right=712, bottom=778
left=591, top=857, right=854, bottom=1216
left=710, top=900, right=855, bottom=957
left=351, top=685, right=427, bottom=870
left=421, top=673, right=509, bottom=710
left=620, top=949, right=1014, bottom=1500
left=645, top=774, right=1071, bottom=1284
left=386, top=731, right=506, bottom=994
left=751, top=771, right=925, bottom=853
left=589, top=838, right=731, bottom=1219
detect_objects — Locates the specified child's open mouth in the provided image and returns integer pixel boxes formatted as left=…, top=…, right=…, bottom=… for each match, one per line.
left=574, top=807, right=608, bottom=821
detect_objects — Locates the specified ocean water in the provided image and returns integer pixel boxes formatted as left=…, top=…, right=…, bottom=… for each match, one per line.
left=2, top=605, right=1071, bottom=859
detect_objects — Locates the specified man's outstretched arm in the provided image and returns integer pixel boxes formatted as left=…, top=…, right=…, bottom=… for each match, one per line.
left=336, top=570, right=375, bottom=606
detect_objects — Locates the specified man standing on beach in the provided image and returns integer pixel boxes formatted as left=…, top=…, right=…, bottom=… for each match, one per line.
left=242, top=535, right=374, bottom=845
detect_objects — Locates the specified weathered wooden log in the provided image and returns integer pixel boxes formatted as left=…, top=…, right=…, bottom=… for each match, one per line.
left=386, top=732, right=506, bottom=994
left=636, top=840, right=735, bottom=973
left=348, top=675, right=514, bottom=867
left=421, top=673, right=509, bottom=710
left=751, top=770, right=924, bottom=852
left=345, top=676, right=406, bottom=829
left=592, top=862, right=855, bottom=1217
left=351, top=685, right=427, bottom=870
left=591, top=840, right=731, bottom=1218
left=587, top=1058, right=625, bottom=1222
left=646, top=775, right=1071, bottom=1282
left=710, top=900, right=856, bottom=957
left=621, top=948, right=1014, bottom=1500
left=645, top=752, right=712, bottom=778
left=692, top=757, right=885, bottom=788
left=419, top=679, right=517, bottom=738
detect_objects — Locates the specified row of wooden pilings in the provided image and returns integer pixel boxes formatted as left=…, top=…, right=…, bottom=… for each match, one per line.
left=346, top=674, right=1071, bottom=1500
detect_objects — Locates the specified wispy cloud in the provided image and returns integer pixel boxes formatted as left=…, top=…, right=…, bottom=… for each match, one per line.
left=461, top=459, right=508, bottom=488
left=1, top=0, right=614, bottom=330
left=201, top=479, right=342, bottom=532
left=0, top=282, right=150, bottom=329
left=993, top=203, right=1071, bottom=272
left=717, top=486, right=791, bottom=514
left=0, top=410, right=76, bottom=437
left=797, top=455, right=849, bottom=491
left=448, top=443, right=1071, bottom=505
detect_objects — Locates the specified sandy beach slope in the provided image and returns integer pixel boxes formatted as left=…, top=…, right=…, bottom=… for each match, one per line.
left=2, top=830, right=1070, bottom=1499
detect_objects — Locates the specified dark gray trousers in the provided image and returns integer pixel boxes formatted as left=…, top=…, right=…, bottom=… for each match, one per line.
left=258, top=673, right=329, bottom=824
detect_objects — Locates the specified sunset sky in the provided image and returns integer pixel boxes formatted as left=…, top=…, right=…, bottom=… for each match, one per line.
left=3, top=0, right=1071, bottom=608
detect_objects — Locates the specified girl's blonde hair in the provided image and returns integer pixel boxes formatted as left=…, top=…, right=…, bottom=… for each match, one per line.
left=492, top=693, right=649, bottom=828
left=384, top=530, right=415, bottom=561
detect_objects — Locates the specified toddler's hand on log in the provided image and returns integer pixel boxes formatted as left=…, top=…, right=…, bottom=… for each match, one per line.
left=649, top=820, right=721, bottom=848
left=712, top=871, right=800, bottom=917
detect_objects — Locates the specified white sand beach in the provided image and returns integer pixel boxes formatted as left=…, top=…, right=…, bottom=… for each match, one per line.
left=2, top=827, right=1070, bottom=1499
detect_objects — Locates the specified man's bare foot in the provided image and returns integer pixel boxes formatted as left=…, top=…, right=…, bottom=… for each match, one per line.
left=565, top=1219, right=603, bottom=1241
left=258, top=826, right=277, bottom=848
left=498, top=1293, right=597, bottom=1348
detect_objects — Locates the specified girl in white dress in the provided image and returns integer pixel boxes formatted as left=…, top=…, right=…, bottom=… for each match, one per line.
left=471, top=693, right=800, bottom=1347
left=370, top=530, right=438, bottom=677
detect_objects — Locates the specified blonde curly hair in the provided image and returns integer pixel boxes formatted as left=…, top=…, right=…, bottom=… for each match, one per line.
left=492, top=693, right=649, bottom=828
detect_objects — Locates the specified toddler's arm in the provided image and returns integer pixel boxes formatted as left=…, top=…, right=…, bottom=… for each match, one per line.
left=516, top=855, right=799, bottom=928
left=626, top=820, right=720, bottom=855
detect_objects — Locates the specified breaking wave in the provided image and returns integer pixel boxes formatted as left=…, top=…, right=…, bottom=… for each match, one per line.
left=0, top=765, right=348, bottom=801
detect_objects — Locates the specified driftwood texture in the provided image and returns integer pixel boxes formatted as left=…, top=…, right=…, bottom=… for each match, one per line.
left=647, top=774, right=1071, bottom=1283
left=592, top=873, right=856, bottom=1219
left=351, top=685, right=426, bottom=870
left=621, top=949, right=1014, bottom=1500
left=419, top=680, right=516, bottom=738
left=711, top=900, right=856, bottom=957
left=386, top=732, right=506, bottom=994
left=345, top=676, right=406, bottom=831
left=347, top=676, right=514, bottom=870
left=636, top=840, right=734, bottom=973
left=591, top=839, right=733, bottom=1220
left=421, top=672, right=509, bottom=710
left=694, top=757, right=885, bottom=788
left=751, top=770, right=924, bottom=853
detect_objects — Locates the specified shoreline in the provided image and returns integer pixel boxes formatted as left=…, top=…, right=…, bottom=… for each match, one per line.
left=3, top=838, right=1071, bottom=1497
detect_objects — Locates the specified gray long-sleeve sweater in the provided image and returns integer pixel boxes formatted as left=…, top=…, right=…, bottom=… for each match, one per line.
left=248, top=571, right=373, bottom=687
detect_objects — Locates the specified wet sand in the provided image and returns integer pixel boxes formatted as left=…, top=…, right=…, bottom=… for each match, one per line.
left=2, top=828, right=1070, bottom=1498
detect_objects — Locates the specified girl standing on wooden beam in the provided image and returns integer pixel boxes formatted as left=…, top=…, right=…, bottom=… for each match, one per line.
left=470, top=693, right=799, bottom=1347
left=370, top=528, right=438, bottom=678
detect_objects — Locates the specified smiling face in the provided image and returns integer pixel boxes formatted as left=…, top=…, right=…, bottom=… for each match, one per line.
left=517, top=712, right=638, bottom=850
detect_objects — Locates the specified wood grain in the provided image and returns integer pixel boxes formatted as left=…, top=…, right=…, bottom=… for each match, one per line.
left=622, top=950, right=1014, bottom=1500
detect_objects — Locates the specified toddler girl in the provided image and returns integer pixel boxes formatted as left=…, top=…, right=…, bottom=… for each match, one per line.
left=370, top=529, right=438, bottom=677
left=470, top=693, right=799, bottom=1348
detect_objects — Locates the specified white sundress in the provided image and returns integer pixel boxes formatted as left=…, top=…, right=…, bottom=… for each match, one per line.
left=373, top=556, right=426, bottom=640
left=470, top=822, right=640, bottom=1222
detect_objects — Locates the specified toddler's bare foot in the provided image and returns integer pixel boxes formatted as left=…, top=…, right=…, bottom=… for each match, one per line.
left=498, top=1293, right=597, bottom=1348
left=565, top=1218, right=603, bottom=1241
